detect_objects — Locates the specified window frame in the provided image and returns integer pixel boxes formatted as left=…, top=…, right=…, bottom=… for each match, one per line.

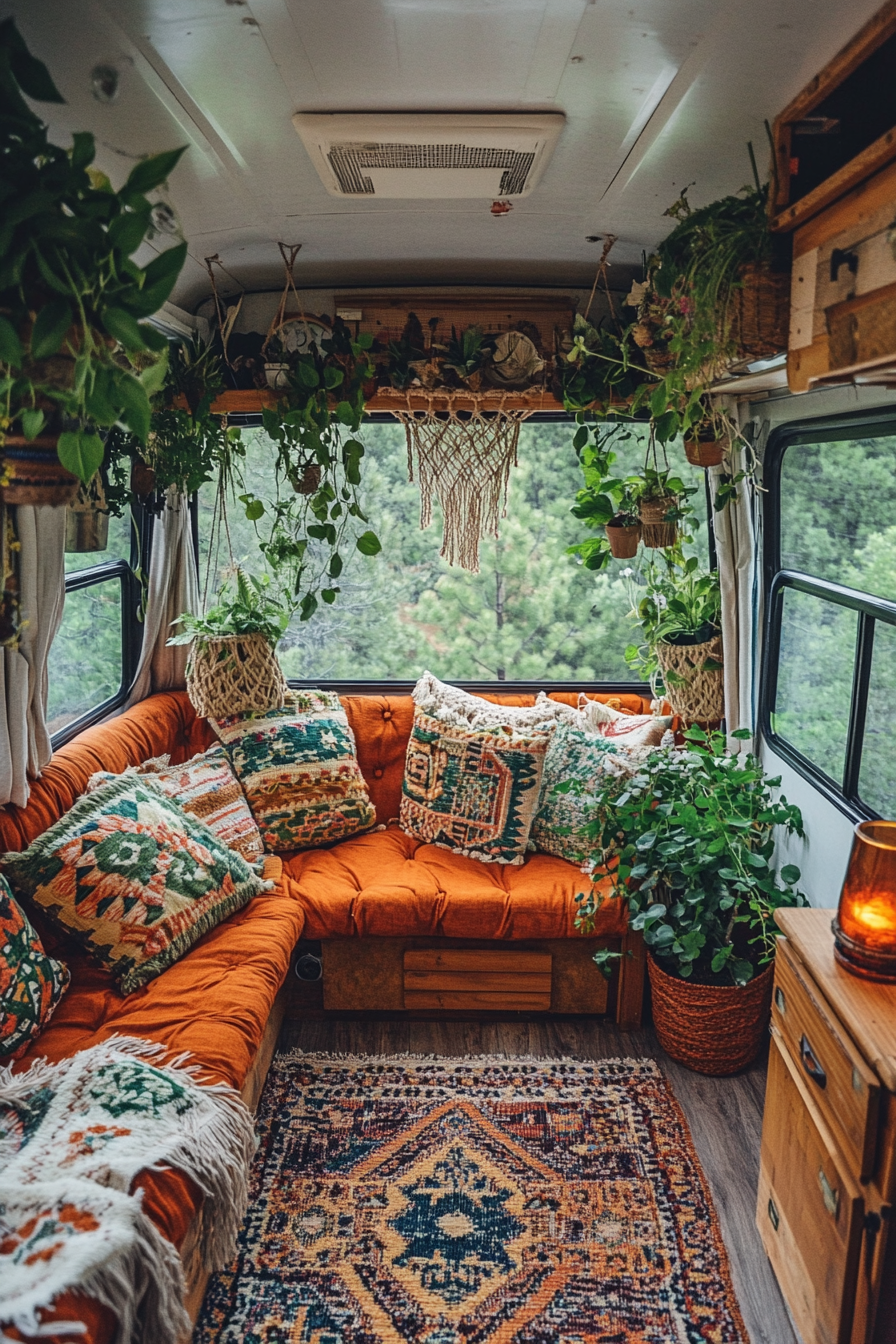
left=50, top=501, right=150, bottom=749
left=759, top=407, right=896, bottom=821
left=211, top=410, right=715, bottom=698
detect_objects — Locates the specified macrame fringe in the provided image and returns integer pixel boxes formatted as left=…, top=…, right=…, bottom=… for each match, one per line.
left=396, top=400, right=533, bottom=572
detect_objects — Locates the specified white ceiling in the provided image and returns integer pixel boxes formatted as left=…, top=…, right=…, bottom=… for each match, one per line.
left=4, top=0, right=885, bottom=310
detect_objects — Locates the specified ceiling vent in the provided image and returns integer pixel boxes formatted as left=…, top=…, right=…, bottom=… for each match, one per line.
left=292, top=113, right=564, bottom=199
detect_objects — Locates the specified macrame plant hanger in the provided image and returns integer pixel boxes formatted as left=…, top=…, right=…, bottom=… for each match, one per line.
left=262, top=243, right=313, bottom=358
left=204, top=253, right=245, bottom=371
left=395, top=392, right=533, bottom=573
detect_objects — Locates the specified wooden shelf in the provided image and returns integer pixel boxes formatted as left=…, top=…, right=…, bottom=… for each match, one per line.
left=205, top=387, right=567, bottom=416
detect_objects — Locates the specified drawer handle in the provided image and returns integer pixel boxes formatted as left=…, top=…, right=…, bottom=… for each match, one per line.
left=774, top=986, right=786, bottom=1015
left=767, top=1197, right=780, bottom=1232
left=800, top=1034, right=827, bottom=1089
left=819, top=1168, right=840, bottom=1220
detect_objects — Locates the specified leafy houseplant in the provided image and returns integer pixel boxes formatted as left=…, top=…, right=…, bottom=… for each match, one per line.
left=624, top=550, right=723, bottom=718
left=558, top=313, right=647, bottom=413
left=0, top=20, right=187, bottom=496
left=169, top=567, right=290, bottom=719
left=575, top=725, right=805, bottom=1071
left=235, top=324, right=381, bottom=623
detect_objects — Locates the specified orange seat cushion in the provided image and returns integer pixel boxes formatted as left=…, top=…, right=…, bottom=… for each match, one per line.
left=285, top=824, right=626, bottom=940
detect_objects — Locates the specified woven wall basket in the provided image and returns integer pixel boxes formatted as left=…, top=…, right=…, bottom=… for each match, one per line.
left=648, top=953, right=774, bottom=1074
left=639, top=495, right=678, bottom=549
left=1, top=437, right=79, bottom=507
left=186, top=633, right=289, bottom=719
left=656, top=633, right=723, bottom=722
left=732, top=261, right=790, bottom=360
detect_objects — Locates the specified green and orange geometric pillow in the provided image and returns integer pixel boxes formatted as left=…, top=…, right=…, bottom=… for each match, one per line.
left=211, top=691, right=375, bottom=853
left=0, top=873, right=69, bottom=1060
left=1, top=774, right=268, bottom=996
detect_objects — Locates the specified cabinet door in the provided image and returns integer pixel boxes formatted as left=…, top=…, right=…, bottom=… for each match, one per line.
left=758, top=1036, right=864, bottom=1344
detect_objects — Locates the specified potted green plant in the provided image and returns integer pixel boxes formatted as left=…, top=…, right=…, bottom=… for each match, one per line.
left=0, top=20, right=187, bottom=503
left=631, top=465, right=693, bottom=549
left=574, top=725, right=805, bottom=1073
left=567, top=421, right=642, bottom=570
left=558, top=314, right=647, bottom=413
left=625, top=550, right=723, bottom=720
left=169, top=567, right=290, bottom=719
left=442, top=324, right=488, bottom=389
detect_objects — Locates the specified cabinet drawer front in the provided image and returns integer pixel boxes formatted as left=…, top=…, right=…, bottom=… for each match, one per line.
left=773, top=940, right=880, bottom=1178
left=758, top=1038, right=864, bottom=1344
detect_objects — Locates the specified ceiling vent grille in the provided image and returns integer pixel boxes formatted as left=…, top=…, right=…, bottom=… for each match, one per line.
left=293, top=114, right=563, bottom=199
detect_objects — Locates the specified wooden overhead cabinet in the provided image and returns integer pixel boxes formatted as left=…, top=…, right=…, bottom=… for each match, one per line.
left=770, top=2, right=896, bottom=392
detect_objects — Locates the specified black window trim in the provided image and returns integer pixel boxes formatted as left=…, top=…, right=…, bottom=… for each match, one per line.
left=50, top=500, right=152, bottom=750
left=760, top=406, right=896, bottom=822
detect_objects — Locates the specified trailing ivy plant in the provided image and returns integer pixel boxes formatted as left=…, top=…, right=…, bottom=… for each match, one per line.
left=238, top=325, right=382, bottom=622
left=0, top=19, right=187, bottom=481
left=573, top=726, right=805, bottom=985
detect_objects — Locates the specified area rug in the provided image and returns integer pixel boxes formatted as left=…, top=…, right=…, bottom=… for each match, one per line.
left=195, top=1053, right=748, bottom=1343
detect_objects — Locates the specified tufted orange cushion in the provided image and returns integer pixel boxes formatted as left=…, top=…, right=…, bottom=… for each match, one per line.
left=284, top=823, right=626, bottom=940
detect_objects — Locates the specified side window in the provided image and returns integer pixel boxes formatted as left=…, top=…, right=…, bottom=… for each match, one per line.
left=762, top=422, right=896, bottom=818
left=47, top=507, right=137, bottom=741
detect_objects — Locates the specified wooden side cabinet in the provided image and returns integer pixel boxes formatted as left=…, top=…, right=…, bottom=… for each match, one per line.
left=757, top=909, right=896, bottom=1344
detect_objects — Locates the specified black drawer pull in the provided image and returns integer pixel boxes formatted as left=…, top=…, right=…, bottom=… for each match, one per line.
left=801, top=1034, right=827, bottom=1089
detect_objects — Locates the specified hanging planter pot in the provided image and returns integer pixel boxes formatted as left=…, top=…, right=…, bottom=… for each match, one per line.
left=605, top=517, right=641, bottom=559
left=685, top=434, right=726, bottom=468
left=656, top=627, right=724, bottom=722
left=731, top=260, right=790, bottom=361
left=292, top=462, right=321, bottom=496
left=264, top=361, right=291, bottom=390
left=186, top=633, right=289, bottom=720
left=65, top=472, right=109, bottom=553
left=639, top=495, right=678, bottom=549
left=0, top=437, right=79, bottom=507
left=648, top=952, right=774, bottom=1074
left=131, top=459, right=156, bottom=500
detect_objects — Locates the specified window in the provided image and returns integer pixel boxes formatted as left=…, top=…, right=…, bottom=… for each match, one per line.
left=761, top=415, right=896, bottom=818
left=47, top=507, right=141, bottom=741
left=197, top=418, right=710, bottom=687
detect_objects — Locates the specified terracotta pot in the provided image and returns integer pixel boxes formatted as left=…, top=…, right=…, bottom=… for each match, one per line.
left=605, top=519, right=641, bottom=558
left=685, top=436, right=726, bottom=468
left=130, top=459, right=156, bottom=500
left=1, top=437, right=79, bottom=507
left=648, top=953, right=773, bottom=1075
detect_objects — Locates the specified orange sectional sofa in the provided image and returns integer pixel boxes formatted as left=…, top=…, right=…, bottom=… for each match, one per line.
left=0, top=685, right=649, bottom=1341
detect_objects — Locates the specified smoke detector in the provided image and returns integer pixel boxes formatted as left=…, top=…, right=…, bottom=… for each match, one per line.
left=292, top=113, right=564, bottom=199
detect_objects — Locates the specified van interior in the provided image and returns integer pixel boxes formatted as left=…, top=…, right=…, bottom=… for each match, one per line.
left=1, top=2, right=895, bottom=1342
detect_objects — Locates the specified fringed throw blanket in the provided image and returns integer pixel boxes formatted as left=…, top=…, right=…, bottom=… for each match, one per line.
left=0, top=1037, right=257, bottom=1344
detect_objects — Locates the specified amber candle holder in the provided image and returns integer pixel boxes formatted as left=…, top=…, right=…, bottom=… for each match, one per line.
left=833, top=820, right=896, bottom=982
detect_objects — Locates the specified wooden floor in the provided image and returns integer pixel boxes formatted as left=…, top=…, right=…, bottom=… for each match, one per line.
left=278, top=1013, right=799, bottom=1344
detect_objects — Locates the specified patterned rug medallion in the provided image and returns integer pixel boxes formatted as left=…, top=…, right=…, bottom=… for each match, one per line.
left=195, top=1053, right=748, bottom=1343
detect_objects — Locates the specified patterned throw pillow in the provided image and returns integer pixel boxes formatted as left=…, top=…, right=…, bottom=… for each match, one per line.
left=0, top=874, right=69, bottom=1060
left=1, top=776, right=268, bottom=996
left=416, top=671, right=562, bottom=734
left=88, top=745, right=264, bottom=868
left=211, top=691, right=375, bottom=853
left=532, top=711, right=673, bottom=864
left=400, top=706, right=550, bottom=865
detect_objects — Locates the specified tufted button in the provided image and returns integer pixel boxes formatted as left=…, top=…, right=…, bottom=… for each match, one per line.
left=374, top=767, right=384, bottom=778
left=382, top=709, right=393, bottom=721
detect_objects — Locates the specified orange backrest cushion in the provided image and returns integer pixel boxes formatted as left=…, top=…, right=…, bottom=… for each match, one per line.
left=0, top=688, right=652, bottom=849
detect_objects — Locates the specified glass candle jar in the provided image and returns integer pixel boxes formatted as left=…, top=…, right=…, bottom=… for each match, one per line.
left=833, top=820, right=896, bottom=982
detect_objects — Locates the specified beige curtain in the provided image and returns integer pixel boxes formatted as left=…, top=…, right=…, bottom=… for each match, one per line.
left=0, top=505, right=67, bottom=808
left=708, top=405, right=762, bottom=752
left=127, top=489, right=199, bottom=705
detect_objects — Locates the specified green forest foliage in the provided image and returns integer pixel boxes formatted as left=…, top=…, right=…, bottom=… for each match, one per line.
left=775, top=434, right=896, bottom=815
left=197, top=420, right=707, bottom=682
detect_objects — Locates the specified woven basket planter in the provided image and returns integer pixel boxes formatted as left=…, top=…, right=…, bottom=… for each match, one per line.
left=186, top=633, right=289, bottom=719
left=1, top=437, right=79, bottom=507
left=639, top=495, right=678, bottom=549
left=605, top=520, right=641, bottom=559
left=656, top=631, right=724, bottom=722
left=648, top=953, right=774, bottom=1074
left=685, top=436, right=725, bottom=468
left=731, top=261, right=790, bottom=360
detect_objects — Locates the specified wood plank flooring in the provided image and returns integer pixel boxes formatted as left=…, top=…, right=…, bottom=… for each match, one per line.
left=278, top=1013, right=798, bottom=1344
